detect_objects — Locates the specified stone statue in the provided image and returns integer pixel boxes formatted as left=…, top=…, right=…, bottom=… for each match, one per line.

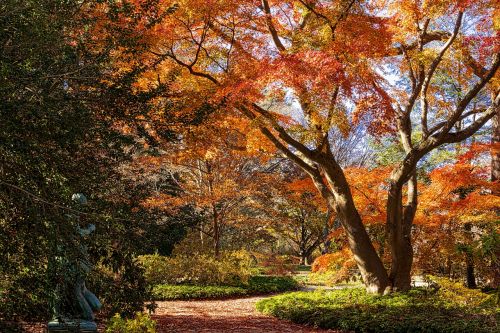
left=48, top=193, right=102, bottom=332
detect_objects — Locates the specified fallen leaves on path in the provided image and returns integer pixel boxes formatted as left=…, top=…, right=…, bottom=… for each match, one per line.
left=8, top=296, right=340, bottom=333
left=152, top=296, right=339, bottom=333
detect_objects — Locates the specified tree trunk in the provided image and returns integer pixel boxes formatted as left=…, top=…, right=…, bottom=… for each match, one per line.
left=337, top=200, right=390, bottom=293
left=465, top=253, right=476, bottom=288
left=464, top=223, right=477, bottom=288
left=386, top=172, right=417, bottom=291
left=213, top=206, right=220, bottom=259
left=316, top=157, right=390, bottom=294
left=300, top=254, right=311, bottom=266
left=491, top=97, right=499, bottom=287
left=301, top=151, right=390, bottom=294
left=492, top=102, right=500, bottom=187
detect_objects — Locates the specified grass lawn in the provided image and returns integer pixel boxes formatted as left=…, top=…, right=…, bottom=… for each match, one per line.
left=256, top=287, right=499, bottom=333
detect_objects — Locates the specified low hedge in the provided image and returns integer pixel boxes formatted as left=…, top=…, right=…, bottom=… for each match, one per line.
left=151, top=276, right=300, bottom=300
left=256, top=285, right=498, bottom=333
left=245, top=275, right=300, bottom=293
left=152, top=285, right=248, bottom=300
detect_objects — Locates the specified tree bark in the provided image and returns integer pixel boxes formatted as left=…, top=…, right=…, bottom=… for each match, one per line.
left=491, top=99, right=500, bottom=287
left=316, top=152, right=390, bottom=294
left=463, top=223, right=477, bottom=288
left=465, top=253, right=477, bottom=288
left=386, top=168, right=417, bottom=291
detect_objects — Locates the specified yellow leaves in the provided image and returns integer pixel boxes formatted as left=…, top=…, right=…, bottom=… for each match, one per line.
left=416, top=49, right=439, bottom=66
left=141, top=193, right=179, bottom=211
left=422, top=0, right=454, bottom=19
left=494, top=6, right=500, bottom=30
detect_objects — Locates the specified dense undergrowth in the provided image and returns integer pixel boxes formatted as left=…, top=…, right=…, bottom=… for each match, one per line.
left=256, top=279, right=499, bottom=333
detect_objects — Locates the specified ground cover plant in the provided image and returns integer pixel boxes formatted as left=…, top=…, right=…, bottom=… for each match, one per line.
left=256, top=278, right=499, bottom=333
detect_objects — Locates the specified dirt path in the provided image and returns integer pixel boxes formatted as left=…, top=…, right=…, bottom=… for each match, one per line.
left=152, top=296, right=337, bottom=333
left=8, top=295, right=338, bottom=332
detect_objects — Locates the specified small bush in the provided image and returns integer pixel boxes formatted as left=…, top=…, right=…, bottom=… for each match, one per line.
left=427, top=275, right=495, bottom=307
left=256, top=286, right=498, bottom=333
left=138, top=251, right=255, bottom=286
left=106, top=312, right=156, bottom=333
left=88, top=262, right=149, bottom=318
left=257, top=254, right=297, bottom=275
left=0, top=266, right=50, bottom=321
left=309, top=249, right=358, bottom=285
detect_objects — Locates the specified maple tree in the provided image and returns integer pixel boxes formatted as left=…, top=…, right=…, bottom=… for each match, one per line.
left=105, top=0, right=500, bottom=293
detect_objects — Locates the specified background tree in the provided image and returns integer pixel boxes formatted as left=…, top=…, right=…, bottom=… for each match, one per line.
left=268, top=176, right=330, bottom=265
left=138, top=113, right=277, bottom=258
left=0, top=0, right=183, bottom=321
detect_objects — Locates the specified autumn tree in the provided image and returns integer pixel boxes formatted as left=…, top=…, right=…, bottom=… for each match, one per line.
left=121, top=0, right=500, bottom=293
left=266, top=176, right=330, bottom=265
left=138, top=112, right=278, bottom=258
left=412, top=144, right=500, bottom=287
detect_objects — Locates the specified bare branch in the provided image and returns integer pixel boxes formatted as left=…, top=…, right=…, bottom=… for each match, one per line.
left=150, top=49, right=220, bottom=85
left=441, top=93, right=500, bottom=144
left=251, top=103, right=317, bottom=160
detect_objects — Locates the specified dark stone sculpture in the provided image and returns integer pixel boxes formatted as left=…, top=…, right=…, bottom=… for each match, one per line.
left=48, top=194, right=102, bottom=332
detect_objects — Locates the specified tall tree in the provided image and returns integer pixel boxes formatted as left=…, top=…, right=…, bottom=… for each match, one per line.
left=125, top=0, right=498, bottom=293
left=267, top=176, right=330, bottom=265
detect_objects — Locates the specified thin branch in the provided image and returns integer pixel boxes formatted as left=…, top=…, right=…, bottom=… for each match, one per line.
left=439, top=53, right=500, bottom=137
left=260, top=0, right=286, bottom=52
left=150, top=49, right=220, bottom=85
left=251, top=103, right=316, bottom=160
left=420, top=12, right=463, bottom=138
left=238, top=104, right=317, bottom=175
left=0, top=180, right=134, bottom=222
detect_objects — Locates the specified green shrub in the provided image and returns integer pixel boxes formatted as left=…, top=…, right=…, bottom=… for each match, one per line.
left=256, top=287, right=498, bottom=333
left=138, top=251, right=255, bottom=286
left=87, top=261, right=150, bottom=318
left=246, top=276, right=300, bottom=293
left=152, top=285, right=248, bottom=300
left=427, top=275, right=495, bottom=307
left=150, top=276, right=299, bottom=300
left=0, top=266, right=50, bottom=321
left=106, top=312, right=156, bottom=333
